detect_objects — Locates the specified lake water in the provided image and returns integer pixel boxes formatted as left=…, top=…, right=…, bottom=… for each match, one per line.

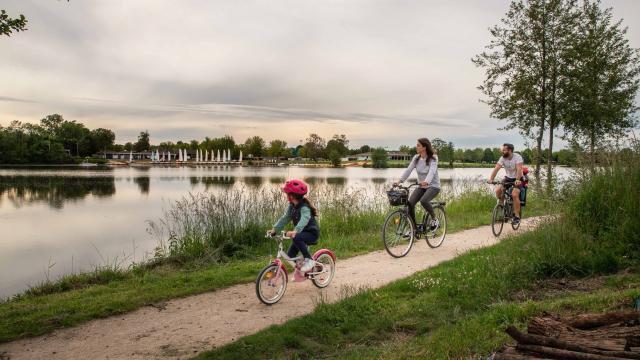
left=0, top=165, right=571, bottom=298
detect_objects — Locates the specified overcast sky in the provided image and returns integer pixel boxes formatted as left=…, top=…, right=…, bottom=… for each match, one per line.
left=1, top=0, right=638, bottom=149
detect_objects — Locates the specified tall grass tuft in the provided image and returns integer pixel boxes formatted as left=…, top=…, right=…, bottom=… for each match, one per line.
left=568, top=149, right=640, bottom=259
left=149, top=184, right=390, bottom=262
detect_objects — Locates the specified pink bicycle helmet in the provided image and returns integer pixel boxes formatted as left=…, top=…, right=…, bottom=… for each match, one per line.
left=282, top=179, right=308, bottom=195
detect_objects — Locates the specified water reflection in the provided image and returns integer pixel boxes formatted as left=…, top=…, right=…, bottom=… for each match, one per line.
left=243, top=176, right=263, bottom=187
left=0, top=176, right=116, bottom=209
left=192, top=176, right=236, bottom=189
left=326, top=177, right=346, bottom=186
left=269, top=177, right=286, bottom=184
left=134, top=177, right=150, bottom=194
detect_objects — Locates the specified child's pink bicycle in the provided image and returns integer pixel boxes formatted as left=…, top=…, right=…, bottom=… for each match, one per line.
left=256, top=231, right=336, bottom=305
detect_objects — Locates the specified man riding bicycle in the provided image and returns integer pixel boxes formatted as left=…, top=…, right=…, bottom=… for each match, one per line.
left=487, top=143, right=524, bottom=225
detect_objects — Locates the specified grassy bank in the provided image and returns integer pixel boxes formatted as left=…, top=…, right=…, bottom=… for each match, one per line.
left=0, top=183, right=546, bottom=343
left=196, top=155, right=639, bottom=359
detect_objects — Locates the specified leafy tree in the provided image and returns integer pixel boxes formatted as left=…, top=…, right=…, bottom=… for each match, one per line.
left=58, top=120, right=89, bottom=156
left=521, top=148, right=533, bottom=164
left=244, top=136, right=265, bottom=157
left=303, top=133, right=326, bottom=161
left=267, top=139, right=288, bottom=158
left=91, top=128, right=115, bottom=153
left=325, top=134, right=349, bottom=156
left=189, top=140, right=200, bottom=152
left=562, top=0, right=640, bottom=157
left=371, top=148, right=388, bottom=168
left=1, top=9, right=27, bottom=37
left=483, top=148, right=494, bottom=163
left=359, top=145, right=371, bottom=153
left=431, top=138, right=454, bottom=166
left=474, top=0, right=579, bottom=176
left=134, top=131, right=150, bottom=152
left=555, top=148, right=577, bottom=166
left=398, top=145, right=413, bottom=155
left=492, top=147, right=502, bottom=161
left=328, top=150, right=342, bottom=167
left=124, top=142, right=133, bottom=151
left=454, top=148, right=464, bottom=163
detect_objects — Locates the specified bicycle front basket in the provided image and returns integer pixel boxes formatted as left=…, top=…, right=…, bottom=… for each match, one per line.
left=386, top=188, right=408, bottom=206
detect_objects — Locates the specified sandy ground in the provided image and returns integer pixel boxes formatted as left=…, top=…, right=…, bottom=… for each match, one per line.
left=0, top=217, right=545, bottom=360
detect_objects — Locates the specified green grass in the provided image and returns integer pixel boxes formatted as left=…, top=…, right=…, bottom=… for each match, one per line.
left=0, top=186, right=547, bottom=343
left=195, top=219, right=636, bottom=360
left=194, top=154, right=640, bottom=359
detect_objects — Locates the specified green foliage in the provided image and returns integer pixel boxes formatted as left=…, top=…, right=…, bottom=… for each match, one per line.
left=0, top=9, right=27, bottom=37
left=266, top=139, right=288, bottom=158
left=325, top=134, right=349, bottom=157
left=569, top=152, right=640, bottom=257
left=133, top=131, right=150, bottom=152
left=303, top=133, right=326, bottom=160
left=562, top=0, right=640, bottom=155
left=328, top=150, right=342, bottom=167
left=370, top=147, right=388, bottom=168
left=244, top=136, right=265, bottom=158
left=398, top=145, right=415, bottom=156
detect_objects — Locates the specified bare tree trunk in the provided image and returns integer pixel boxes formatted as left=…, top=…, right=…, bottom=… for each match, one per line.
left=536, top=1, right=548, bottom=178
left=547, top=62, right=557, bottom=193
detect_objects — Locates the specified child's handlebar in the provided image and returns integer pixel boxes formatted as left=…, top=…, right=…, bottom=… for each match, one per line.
left=265, top=230, right=291, bottom=240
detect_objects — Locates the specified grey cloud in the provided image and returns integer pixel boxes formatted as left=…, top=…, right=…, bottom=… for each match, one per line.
left=0, top=96, right=36, bottom=104
left=0, top=0, right=638, bottom=149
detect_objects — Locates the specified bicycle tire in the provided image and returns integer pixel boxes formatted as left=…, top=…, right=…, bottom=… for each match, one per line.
left=382, top=209, right=415, bottom=258
left=492, top=204, right=504, bottom=237
left=426, top=206, right=447, bottom=248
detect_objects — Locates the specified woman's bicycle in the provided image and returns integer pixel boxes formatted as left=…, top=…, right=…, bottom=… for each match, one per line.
left=489, top=180, right=524, bottom=236
left=256, top=231, right=336, bottom=305
left=382, top=183, right=447, bottom=258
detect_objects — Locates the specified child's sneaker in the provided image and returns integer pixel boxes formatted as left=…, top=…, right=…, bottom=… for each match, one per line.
left=300, top=258, right=315, bottom=273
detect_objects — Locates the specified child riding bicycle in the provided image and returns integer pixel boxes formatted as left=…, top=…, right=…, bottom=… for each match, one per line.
left=269, top=179, right=320, bottom=273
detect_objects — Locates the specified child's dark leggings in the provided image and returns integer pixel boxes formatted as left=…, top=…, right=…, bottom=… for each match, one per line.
left=287, top=230, right=319, bottom=259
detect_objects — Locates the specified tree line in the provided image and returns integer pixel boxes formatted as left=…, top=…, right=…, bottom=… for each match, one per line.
left=1, top=116, right=587, bottom=166
left=0, top=115, right=115, bottom=164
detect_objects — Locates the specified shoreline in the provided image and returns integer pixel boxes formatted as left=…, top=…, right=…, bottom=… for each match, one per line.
left=0, top=162, right=559, bottom=169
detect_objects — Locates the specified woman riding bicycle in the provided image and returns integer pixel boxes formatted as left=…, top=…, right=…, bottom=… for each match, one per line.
left=393, top=138, right=441, bottom=231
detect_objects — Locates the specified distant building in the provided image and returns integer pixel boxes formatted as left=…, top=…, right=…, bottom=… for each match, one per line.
left=93, top=151, right=158, bottom=160
left=354, top=151, right=412, bottom=161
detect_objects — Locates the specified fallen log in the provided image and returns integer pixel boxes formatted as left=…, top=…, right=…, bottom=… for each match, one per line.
left=626, top=336, right=640, bottom=352
left=506, top=326, right=640, bottom=359
left=527, top=316, right=636, bottom=351
left=564, top=312, right=640, bottom=330
left=517, top=344, right=629, bottom=360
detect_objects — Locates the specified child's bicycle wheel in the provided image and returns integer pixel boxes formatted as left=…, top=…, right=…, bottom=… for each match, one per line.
left=256, top=264, right=287, bottom=305
left=311, top=252, right=335, bottom=288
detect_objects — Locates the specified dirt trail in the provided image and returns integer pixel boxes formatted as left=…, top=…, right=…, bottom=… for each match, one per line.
left=0, top=218, right=546, bottom=360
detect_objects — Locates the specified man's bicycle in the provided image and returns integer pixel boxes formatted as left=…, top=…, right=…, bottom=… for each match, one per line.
left=382, top=183, right=447, bottom=258
left=489, top=180, right=524, bottom=236
left=256, top=231, right=336, bottom=305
